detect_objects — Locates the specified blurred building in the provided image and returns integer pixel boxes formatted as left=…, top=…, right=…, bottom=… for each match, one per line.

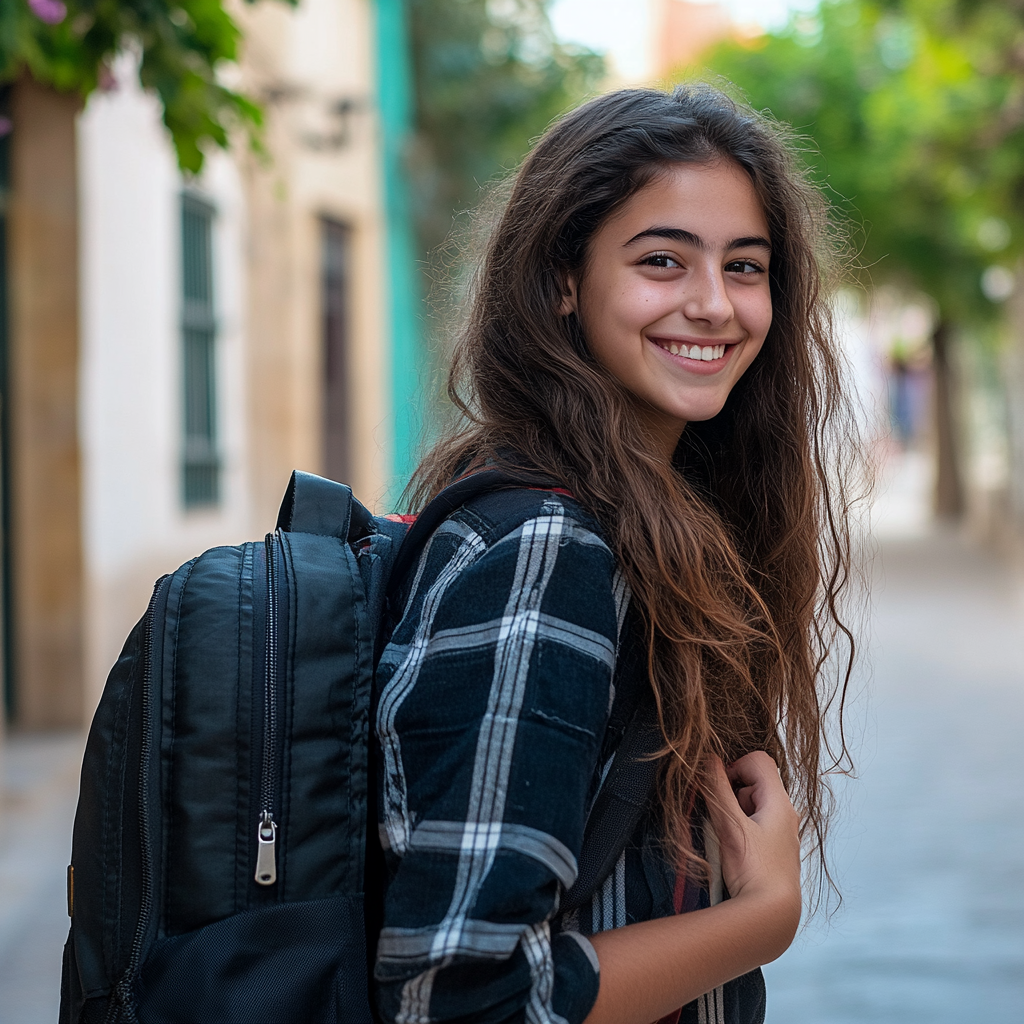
left=2, top=0, right=418, bottom=729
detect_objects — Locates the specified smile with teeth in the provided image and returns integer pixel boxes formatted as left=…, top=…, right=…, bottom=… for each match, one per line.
left=654, top=340, right=729, bottom=362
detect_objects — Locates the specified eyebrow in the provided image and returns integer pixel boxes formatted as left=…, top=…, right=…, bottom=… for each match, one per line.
left=623, top=227, right=772, bottom=252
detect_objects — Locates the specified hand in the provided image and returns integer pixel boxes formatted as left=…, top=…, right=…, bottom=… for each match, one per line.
left=582, top=753, right=804, bottom=1024
left=702, top=752, right=802, bottom=948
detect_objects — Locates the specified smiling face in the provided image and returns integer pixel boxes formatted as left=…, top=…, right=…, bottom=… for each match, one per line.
left=564, top=160, right=773, bottom=458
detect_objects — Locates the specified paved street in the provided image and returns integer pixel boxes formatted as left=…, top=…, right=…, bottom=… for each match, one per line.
left=0, top=731, right=83, bottom=1024
left=2, top=505, right=1023, bottom=1021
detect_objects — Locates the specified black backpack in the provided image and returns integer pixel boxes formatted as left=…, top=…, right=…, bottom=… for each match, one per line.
left=60, top=470, right=657, bottom=1024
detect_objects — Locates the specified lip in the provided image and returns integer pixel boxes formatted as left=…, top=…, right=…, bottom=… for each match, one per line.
left=646, top=336, right=740, bottom=375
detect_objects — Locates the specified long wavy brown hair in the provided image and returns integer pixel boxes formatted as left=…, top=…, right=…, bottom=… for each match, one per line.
left=408, top=84, right=860, bottom=899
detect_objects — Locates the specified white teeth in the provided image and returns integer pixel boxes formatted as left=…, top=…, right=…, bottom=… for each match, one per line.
left=662, top=341, right=728, bottom=360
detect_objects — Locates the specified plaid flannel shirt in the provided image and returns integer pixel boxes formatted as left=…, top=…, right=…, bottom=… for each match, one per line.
left=372, top=488, right=766, bottom=1024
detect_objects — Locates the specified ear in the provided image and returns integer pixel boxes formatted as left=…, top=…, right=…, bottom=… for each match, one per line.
left=558, top=273, right=579, bottom=316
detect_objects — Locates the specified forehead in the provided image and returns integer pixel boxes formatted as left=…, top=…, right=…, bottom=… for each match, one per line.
left=599, top=160, right=769, bottom=244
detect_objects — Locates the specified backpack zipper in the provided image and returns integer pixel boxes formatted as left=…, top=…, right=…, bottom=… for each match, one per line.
left=255, top=533, right=281, bottom=886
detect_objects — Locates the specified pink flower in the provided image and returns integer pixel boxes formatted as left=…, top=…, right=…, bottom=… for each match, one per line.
left=28, top=0, right=67, bottom=25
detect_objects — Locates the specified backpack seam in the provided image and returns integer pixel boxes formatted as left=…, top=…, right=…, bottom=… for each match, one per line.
left=283, top=534, right=297, bottom=900
left=233, top=544, right=247, bottom=914
left=163, top=559, right=197, bottom=936
left=347, top=539, right=360, bottom=892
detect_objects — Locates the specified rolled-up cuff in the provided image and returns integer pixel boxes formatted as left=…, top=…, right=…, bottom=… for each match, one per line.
left=552, top=930, right=601, bottom=1024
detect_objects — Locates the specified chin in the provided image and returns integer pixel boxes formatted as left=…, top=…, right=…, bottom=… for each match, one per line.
left=676, top=400, right=729, bottom=423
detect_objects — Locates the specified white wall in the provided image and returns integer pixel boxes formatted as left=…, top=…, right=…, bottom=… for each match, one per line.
left=78, top=56, right=252, bottom=713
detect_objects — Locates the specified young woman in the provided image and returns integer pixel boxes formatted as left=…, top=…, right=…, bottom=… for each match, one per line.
left=372, top=84, right=855, bottom=1024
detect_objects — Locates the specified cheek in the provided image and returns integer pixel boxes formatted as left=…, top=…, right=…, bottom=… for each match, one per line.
left=599, top=283, right=669, bottom=340
left=741, top=290, right=773, bottom=339
left=758, top=302, right=773, bottom=338
left=582, top=283, right=654, bottom=356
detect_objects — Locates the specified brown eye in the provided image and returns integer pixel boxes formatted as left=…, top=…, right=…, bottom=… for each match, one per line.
left=726, top=259, right=765, bottom=275
left=641, top=253, right=682, bottom=269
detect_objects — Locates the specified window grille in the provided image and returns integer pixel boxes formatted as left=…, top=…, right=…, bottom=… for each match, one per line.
left=180, top=195, right=219, bottom=506
left=321, top=218, right=352, bottom=483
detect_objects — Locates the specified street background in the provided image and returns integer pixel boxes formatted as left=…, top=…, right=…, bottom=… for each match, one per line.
left=762, top=455, right=1024, bottom=1023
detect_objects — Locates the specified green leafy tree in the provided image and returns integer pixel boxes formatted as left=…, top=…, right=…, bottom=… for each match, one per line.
left=700, top=0, right=1024, bottom=516
left=706, top=1, right=1024, bottom=322
left=1, top=0, right=286, bottom=171
left=408, top=0, right=604, bottom=268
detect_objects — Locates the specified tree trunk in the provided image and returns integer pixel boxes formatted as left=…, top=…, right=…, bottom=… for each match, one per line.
left=931, top=320, right=965, bottom=520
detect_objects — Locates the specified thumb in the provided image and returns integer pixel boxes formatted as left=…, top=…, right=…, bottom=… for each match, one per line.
left=702, top=755, right=746, bottom=845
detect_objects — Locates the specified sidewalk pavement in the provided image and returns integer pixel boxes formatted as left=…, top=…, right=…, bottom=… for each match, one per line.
left=763, top=525, right=1024, bottom=1022
left=0, top=731, right=83, bottom=1024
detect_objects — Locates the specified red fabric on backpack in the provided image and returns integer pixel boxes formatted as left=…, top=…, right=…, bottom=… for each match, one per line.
left=383, top=486, right=575, bottom=527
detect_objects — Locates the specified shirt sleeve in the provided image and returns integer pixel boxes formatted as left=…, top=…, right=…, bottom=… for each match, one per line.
left=373, top=502, right=628, bottom=1024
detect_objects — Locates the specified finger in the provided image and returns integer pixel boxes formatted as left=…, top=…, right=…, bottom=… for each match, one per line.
left=734, top=784, right=757, bottom=817
left=725, top=750, right=779, bottom=788
left=704, top=755, right=739, bottom=802
left=726, top=753, right=790, bottom=817
left=701, top=756, right=748, bottom=838
left=726, top=754, right=785, bottom=798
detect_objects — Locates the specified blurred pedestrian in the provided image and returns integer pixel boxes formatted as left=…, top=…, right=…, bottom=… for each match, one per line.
left=887, top=338, right=930, bottom=449
left=373, top=84, right=858, bottom=1024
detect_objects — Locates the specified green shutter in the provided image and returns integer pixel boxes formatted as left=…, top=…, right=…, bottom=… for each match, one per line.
left=180, top=195, right=219, bottom=507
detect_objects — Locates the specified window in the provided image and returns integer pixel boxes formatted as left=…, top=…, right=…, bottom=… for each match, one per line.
left=181, top=195, right=219, bottom=507
left=321, top=218, right=352, bottom=483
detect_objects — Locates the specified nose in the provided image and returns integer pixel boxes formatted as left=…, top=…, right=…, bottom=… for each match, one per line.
left=682, top=264, right=734, bottom=329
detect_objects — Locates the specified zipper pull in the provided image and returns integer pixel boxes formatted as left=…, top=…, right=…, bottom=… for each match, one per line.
left=255, top=812, right=278, bottom=886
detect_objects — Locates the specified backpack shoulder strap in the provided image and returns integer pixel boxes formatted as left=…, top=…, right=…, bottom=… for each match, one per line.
left=561, top=686, right=661, bottom=913
left=384, top=468, right=558, bottom=607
